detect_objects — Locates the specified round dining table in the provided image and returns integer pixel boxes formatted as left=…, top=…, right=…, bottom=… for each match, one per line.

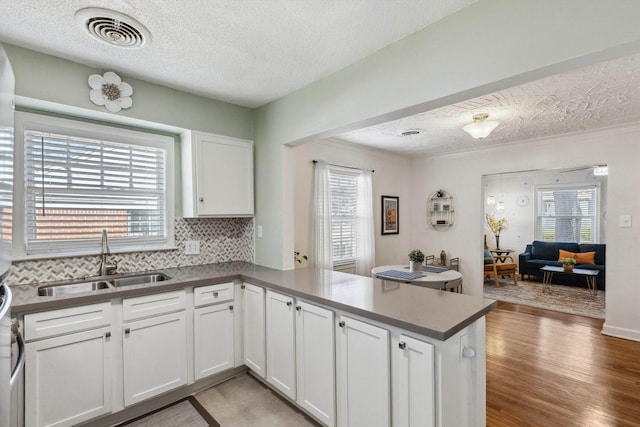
left=371, top=264, right=463, bottom=292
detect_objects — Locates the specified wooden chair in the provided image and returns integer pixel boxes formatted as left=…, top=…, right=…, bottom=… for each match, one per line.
left=484, top=250, right=518, bottom=287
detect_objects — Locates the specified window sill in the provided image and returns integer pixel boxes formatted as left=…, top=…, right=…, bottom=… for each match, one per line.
left=13, top=245, right=179, bottom=262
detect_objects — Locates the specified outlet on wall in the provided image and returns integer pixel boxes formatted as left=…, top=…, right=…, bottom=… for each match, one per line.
left=185, top=240, right=200, bottom=255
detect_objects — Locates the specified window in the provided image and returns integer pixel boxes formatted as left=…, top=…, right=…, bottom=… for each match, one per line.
left=16, top=112, right=174, bottom=257
left=535, top=185, right=599, bottom=243
left=328, top=168, right=359, bottom=265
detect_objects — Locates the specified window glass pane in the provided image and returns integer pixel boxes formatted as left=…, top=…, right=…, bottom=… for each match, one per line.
left=329, top=168, right=358, bottom=264
left=23, top=124, right=170, bottom=256
left=535, top=186, right=598, bottom=244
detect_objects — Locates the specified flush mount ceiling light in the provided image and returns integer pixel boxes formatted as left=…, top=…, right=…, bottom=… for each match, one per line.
left=463, top=113, right=499, bottom=139
left=400, top=128, right=424, bottom=136
left=75, top=8, right=151, bottom=48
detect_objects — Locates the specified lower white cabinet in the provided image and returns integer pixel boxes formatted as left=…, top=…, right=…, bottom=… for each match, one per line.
left=24, top=303, right=113, bottom=427
left=122, top=291, right=188, bottom=406
left=194, top=301, right=235, bottom=380
left=392, top=334, right=435, bottom=427
left=266, top=290, right=296, bottom=399
left=295, top=301, right=335, bottom=427
left=336, top=315, right=390, bottom=427
left=242, top=283, right=266, bottom=377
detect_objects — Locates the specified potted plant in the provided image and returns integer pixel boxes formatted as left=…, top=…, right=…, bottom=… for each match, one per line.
left=408, top=249, right=425, bottom=272
left=561, top=257, right=576, bottom=271
left=486, top=214, right=508, bottom=249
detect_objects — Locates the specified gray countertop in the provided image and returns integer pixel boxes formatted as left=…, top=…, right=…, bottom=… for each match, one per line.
left=9, top=261, right=496, bottom=341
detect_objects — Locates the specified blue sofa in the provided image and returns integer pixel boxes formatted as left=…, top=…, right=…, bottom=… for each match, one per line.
left=519, top=241, right=606, bottom=290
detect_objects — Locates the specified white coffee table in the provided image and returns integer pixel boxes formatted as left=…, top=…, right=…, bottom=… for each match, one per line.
left=371, top=264, right=463, bottom=292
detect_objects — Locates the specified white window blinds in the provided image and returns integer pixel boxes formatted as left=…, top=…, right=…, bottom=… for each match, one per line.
left=20, top=115, right=173, bottom=257
left=535, top=186, right=599, bottom=243
left=328, top=168, right=359, bottom=265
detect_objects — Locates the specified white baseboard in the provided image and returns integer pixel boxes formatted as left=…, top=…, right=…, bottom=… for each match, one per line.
left=601, top=323, right=640, bottom=342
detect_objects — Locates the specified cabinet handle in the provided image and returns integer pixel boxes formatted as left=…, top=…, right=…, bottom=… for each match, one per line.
left=199, top=197, right=204, bottom=202
left=105, top=331, right=111, bottom=339
left=338, top=321, right=346, bottom=328
left=125, top=328, right=130, bottom=335
left=241, top=284, right=246, bottom=290
left=398, top=341, right=406, bottom=350
left=213, top=291, right=219, bottom=297
left=286, top=301, right=292, bottom=307
left=295, top=306, right=302, bottom=311
left=229, top=305, right=234, bottom=311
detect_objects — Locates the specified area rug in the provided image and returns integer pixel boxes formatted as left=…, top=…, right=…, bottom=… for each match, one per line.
left=119, top=396, right=220, bottom=427
left=483, top=277, right=605, bottom=319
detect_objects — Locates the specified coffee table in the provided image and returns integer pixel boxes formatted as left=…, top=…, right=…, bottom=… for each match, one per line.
left=540, top=265, right=599, bottom=296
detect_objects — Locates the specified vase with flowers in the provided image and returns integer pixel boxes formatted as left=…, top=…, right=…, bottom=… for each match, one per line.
left=486, top=214, right=508, bottom=249
left=561, top=257, right=576, bottom=271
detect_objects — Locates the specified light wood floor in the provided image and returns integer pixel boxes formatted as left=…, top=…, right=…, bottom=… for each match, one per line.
left=486, top=301, right=640, bottom=426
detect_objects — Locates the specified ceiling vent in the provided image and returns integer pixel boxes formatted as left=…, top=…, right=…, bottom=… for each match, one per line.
left=400, top=129, right=424, bottom=137
left=75, top=8, right=151, bottom=48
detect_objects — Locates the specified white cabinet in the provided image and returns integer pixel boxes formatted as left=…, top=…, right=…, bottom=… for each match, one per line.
left=24, top=303, right=113, bottom=427
left=266, top=290, right=296, bottom=399
left=181, top=130, right=254, bottom=217
left=122, top=291, right=187, bottom=406
left=194, top=282, right=235, bottom=380
left=265, top=291, right=336, bottom=426
left=392, top=334, right=435, bottom=427
left=336, top=315, right=390, bottom=427
left=242, top=283, right=266, bottom=377
left=295, top=301, right=335, bottom=427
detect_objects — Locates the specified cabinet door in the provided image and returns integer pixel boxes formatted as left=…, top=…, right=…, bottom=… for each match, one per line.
left=182, top=131, right=254, bottom=217
left=242, top=283, right=265, bottom=378
left=25, top=327, right=112, bottom=427
left=266, top=290, right=296, bottom=399
left=194, top=302, right=235, bottom=380
left=123, top=311, right=187, bottom=406
left=336, top=316, right=390, bottom=427
left=296, top=301, right=335, bottom=427
left=392, top=334, right=435, bottom=427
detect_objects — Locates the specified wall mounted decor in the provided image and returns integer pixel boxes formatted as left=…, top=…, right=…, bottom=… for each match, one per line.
left=381, top=195, right=399, bottom=235
left=428, top=189, right=454, bottom=231
left=88, top=71, right=133, bottom=113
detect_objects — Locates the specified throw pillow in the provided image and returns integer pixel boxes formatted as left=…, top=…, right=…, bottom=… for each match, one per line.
left=576, top=251, right=596, bottom=264
left=484, top=249, right=494, bottom=264
left=557, top=250, right=596, bottom=265
left=558, top=249, right=577, bottom=262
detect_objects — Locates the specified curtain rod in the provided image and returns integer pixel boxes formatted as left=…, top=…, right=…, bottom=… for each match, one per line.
left=312, top=160, right=374, bottom=173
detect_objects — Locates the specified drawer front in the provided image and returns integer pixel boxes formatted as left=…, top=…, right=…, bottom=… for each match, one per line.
left=24, top=302, right=112, bottom=341
left=123, top=290, right=186, bottom=321
left=194, top=282, right=234, bottom=307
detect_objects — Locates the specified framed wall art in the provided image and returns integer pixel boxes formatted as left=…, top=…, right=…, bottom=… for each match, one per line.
left=381, top=195, right=399, bottom=235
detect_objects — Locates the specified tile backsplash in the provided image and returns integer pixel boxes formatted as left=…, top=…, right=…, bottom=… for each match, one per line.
left=9, top=217, right=254, bottom=285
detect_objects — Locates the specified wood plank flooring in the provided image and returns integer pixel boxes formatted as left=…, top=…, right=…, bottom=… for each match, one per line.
left=486, top=301, right=640, bottom=426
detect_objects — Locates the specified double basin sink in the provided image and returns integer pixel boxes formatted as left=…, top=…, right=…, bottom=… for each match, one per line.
left=38, top=273, right=171, bottom=296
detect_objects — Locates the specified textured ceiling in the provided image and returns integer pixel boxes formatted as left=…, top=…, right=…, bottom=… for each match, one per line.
left=0, top=0, right=476, bottom=108
left=336, top=53, right=640, bottom=157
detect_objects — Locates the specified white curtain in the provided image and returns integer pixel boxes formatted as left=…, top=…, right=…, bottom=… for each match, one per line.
left=355, top=170, right=375, bottom=275
left=312, top=161, right=333, bottom=269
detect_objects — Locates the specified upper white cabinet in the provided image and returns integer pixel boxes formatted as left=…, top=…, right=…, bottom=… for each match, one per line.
left=181, top=130, right=254, bottom=217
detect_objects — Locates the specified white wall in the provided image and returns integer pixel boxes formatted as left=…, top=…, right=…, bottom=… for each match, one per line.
left=410, top=123, right=640, bottom=341
left=291, top=139, right=411, bottom=270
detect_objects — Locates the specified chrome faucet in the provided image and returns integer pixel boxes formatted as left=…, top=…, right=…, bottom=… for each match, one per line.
left=99, top=229, right=117, bottom=276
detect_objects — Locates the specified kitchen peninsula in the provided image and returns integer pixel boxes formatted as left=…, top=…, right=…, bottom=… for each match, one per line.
left=10, top=262, right=495, bottom=427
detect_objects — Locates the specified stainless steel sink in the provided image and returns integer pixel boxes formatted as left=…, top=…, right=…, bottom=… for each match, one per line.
left=37, top=272, right=171, bottom=296
left=38, top=281, right=114, bottom=296
left=110, top=273, right=171, bottom=288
